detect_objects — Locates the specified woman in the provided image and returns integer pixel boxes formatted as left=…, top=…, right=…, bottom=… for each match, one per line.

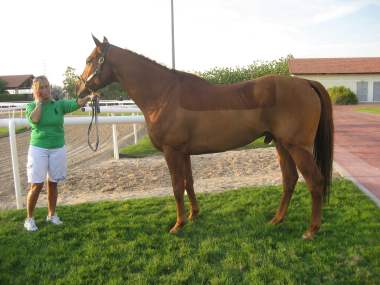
left=24, top=75, right=93, bottom=231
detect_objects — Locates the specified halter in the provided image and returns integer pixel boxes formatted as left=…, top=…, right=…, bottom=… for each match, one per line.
left=78, top=43, right=110, bottom=152
left=78, top=43, right=110, bottom=93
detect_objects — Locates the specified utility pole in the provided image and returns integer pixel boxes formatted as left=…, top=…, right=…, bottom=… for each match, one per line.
left=171, top=0, right=175, bottom=69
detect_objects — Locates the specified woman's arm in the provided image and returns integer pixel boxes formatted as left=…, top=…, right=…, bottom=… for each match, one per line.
left=30, top=101, right=43, bottom=123
left=76, top=95, right=93, bottom=107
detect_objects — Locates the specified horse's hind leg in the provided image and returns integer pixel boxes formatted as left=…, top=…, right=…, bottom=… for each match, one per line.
left=285, top=144, right=324, bottom=240
left=163, top=146, right=187, bottom=234
left=270, top=142, right=299, bottom=225
left=184, top=155, right=199, bottom=220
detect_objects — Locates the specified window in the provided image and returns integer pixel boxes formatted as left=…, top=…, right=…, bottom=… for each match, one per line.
left=356, top=81, right=368, bottom=102
left=373, top=81, right=380, bottom=102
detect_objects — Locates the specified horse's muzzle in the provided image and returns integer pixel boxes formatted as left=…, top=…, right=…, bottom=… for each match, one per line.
left=76, top=81, right=90, bottom=98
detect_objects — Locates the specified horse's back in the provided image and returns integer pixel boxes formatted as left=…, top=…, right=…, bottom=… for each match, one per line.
left=179, top=75, right=277, bottom=111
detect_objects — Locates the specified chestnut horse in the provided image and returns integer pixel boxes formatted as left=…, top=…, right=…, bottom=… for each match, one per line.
left=76, top=36, right=333, bottom=240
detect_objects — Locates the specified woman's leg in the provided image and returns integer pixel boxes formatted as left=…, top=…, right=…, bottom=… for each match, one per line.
left=27, top=182, right=44, bottom=218
left=47, top=146, right=66, bottom=218
left=47, top=181, right=58, bottom=217
left=26, top=145, right=48, bottom=219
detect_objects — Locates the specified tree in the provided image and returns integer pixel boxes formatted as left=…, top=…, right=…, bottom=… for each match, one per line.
left=51, top=85, right=64, bottom=100
left=100, top=82, right=129, bottom=100
left=62, top=66, right=78, bottom=98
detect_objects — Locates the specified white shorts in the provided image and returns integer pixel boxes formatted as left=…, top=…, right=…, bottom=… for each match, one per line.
left=27, top=145, right=67, bottom=183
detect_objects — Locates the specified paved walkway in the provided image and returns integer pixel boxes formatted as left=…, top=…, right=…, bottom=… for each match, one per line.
left=333, top=104, right=380, bottom=206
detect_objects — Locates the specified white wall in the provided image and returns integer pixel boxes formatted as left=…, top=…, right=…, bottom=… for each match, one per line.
left=294, top=74, right=380, bottom=102
left=6, top=88, right=33, bottom=95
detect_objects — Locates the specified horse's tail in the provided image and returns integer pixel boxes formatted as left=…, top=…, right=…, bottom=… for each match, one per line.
left=309, top=80, right=334, bottom=202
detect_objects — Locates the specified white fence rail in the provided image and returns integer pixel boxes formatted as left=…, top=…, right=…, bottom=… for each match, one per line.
left=0, top=100, right=137, bottom=110
left=0, top=109, right=145, bottom=209
left=0, top=102, right=140, bottom=118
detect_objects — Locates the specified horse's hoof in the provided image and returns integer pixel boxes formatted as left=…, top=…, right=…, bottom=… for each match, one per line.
left=169, top=223, right=185, bottom=234
left=269, top=216, right=284, bottom=225
left=302, top=225, right=320, bottom=240
left=302, top=230, right=315, bottom=240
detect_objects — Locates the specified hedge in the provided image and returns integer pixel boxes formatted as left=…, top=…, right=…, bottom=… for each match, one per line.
left=0, top=94, right=32, bottom=102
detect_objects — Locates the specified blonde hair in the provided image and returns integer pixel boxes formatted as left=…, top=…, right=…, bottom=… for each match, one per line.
left=32, top=75, right=49, bottom=92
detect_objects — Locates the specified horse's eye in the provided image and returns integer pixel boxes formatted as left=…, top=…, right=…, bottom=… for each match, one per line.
left=86, top=59, right=92, bottom=64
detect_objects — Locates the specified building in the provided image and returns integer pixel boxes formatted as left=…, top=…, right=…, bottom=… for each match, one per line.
left=0, top=74, right=34, bottom=95
left=288, top=57, right=380, bottom=102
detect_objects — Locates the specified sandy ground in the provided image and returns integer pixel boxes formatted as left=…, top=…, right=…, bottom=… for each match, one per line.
left=56, top=147, right=284, bottom=206
left=0, top=123, right=146, bottom=209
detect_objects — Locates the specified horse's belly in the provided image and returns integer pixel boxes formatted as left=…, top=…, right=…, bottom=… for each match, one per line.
left=186, top=110, right=264, bottom=154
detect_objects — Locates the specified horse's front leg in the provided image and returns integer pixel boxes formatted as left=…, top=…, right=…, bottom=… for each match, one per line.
left=163, top=146, right=187, bottom=234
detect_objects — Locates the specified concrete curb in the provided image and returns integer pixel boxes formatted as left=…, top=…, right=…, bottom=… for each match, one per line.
left=333, top=161, right=380, bottom=207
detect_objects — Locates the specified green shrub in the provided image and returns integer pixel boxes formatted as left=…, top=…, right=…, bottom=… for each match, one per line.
left=328, top=86, right=358, bottom=105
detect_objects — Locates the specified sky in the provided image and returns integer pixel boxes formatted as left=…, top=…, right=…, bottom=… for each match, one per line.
left=1, top=0, right=379, bottom=86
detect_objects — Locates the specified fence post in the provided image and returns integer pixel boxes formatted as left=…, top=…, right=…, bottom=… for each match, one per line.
left=9, top=119, right=23, bottom=209
left=133, top=113, right=138, bottom=144
left=112, top=114, right=119, bottom=160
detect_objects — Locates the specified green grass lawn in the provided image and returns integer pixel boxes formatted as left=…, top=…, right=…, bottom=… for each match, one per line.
left=0, top=127, right=28, bottom=138
left=356, top=106, right=380, bottom=114
left=0, top=179, right=379, bottom=284
left=120, top=136, right=273, bottom=158
left=242, top=137, right=274, bottom=150
left=120, top=135, right=160, bottom=157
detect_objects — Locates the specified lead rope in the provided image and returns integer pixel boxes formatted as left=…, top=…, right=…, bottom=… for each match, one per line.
left=88, top=95, right=100, bottom=151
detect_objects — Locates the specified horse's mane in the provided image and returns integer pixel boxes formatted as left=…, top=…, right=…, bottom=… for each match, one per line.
left=120, top=46, right=211, bottom=85
left=121, top=46, right=175, bottom=73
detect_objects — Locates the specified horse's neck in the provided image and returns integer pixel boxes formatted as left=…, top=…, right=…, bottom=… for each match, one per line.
left=109, top=47, right=177, bottom=113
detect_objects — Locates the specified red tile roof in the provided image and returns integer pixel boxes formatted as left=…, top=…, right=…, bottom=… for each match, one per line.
left=0, top=74, right=34, bottom=89
left=289, top=57, right=380, bottom=75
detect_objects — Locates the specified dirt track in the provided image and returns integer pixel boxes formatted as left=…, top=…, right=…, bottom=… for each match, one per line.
left=1, top=121, right=340, bottom=211
left=0, top=123, right=146, bottom=209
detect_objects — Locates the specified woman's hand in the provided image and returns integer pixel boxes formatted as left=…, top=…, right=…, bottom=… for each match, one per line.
left=31, top=96, right=43, bottom=123
left=76, top=92, right=100, bottom=107
left=34, top=92, right=43, bottom=103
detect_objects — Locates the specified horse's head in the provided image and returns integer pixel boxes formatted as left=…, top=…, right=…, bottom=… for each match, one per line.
left=76, top=35, right=114, bottom=98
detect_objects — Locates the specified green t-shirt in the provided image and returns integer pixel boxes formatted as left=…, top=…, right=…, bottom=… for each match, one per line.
left=26, top=99, right=80, bottom=149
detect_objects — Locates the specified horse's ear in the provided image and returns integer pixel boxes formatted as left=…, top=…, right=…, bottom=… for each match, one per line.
left=92, top=34, right=101, bottom=47
left=103, top=36, right=109, bottom=44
